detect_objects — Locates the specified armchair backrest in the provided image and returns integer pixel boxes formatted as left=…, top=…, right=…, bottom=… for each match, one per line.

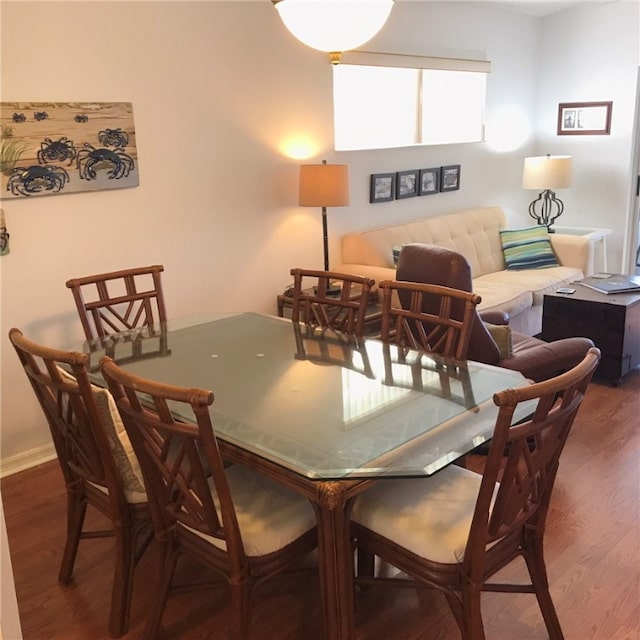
left=396, top=243, right=501, bottom=364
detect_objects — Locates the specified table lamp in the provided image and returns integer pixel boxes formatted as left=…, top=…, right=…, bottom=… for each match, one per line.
left=299, top=160, right=350, bottom=273
left=522, top=154, right=572, bottom=231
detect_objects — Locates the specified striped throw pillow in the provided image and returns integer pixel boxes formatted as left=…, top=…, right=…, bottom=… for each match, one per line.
left=499, top=226, right=559, bottom=270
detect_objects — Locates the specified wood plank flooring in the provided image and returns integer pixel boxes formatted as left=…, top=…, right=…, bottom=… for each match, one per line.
left=2, top=369, right=639, bottom=640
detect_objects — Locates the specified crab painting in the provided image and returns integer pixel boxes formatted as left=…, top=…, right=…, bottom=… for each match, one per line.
left=37, top=137, right=77, bottom=165
left=33, top=111, right=49, bottom=121
left=74, top=114, right=89, bottom=123
left=7, top=165, right=69, bottom=196
left=77, top=144, right=134, bottom=180
left=98, top=128, right=129, bottom=148
left=12, top=113, right=26, bottom=123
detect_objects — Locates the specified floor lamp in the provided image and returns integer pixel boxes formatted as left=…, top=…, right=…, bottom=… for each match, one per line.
left=522, top=155, right=572, bottom=231
left=298, top=160, right=350, bottom=275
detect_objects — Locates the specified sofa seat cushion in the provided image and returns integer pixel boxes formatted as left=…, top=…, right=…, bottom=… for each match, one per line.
left=472, top=278, right=532, bottom=317
left=476, top=266, right=583, bottom=307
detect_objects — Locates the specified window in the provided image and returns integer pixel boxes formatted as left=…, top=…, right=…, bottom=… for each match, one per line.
left=332, top=52, right=490, bottom=151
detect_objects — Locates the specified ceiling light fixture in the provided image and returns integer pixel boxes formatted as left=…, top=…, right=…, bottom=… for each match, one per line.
left=272, top=0, right=394, bottom=64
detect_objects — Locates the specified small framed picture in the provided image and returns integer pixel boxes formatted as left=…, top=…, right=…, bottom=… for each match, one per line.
left=440, top=165, right=461, bottom=192
left=418, top=167, right=440, bottom=196
left=557, top=101, right=612, bottom=135
left=396, top=169, right=419, bottom=199
left=370, top=172, right=395, bottom=203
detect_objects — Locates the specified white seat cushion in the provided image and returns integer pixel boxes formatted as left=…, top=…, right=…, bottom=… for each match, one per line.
left=179, top=464, right=316, bottom=557
left=351, top=465, right=487, bottom=564
left=57, top=366, right=147, bottom=503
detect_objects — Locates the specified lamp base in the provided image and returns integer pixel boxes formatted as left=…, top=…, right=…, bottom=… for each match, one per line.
left=528, top=189, right=564, bottom=229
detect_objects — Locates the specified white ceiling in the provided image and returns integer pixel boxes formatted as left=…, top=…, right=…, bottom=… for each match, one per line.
left=441, top=0, right=619, bottom=18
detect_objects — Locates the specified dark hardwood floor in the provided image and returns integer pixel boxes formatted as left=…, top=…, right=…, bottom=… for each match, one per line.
left=2, top=369, right=639, bottom=640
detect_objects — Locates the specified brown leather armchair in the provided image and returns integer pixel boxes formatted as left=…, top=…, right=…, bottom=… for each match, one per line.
left=396, top=243, right=595, bottom=382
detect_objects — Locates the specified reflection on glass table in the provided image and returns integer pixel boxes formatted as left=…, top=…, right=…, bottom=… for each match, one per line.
left=78, top=312, right=531, bottom=480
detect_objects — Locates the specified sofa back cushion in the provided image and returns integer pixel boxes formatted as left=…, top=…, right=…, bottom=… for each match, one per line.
left=342, top=207, right=507, bottom=278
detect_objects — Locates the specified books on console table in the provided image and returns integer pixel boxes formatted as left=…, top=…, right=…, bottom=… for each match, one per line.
left=577, top=273, right=640, bottom=294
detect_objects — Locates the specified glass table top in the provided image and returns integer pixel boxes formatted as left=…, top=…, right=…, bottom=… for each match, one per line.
left=78, top=312, right=532, bottom=480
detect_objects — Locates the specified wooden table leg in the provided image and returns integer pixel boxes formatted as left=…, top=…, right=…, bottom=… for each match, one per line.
left=313, top=481, right=356, bottom=640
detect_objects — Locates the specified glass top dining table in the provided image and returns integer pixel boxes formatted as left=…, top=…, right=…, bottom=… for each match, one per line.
left=77, top=311, right=531, bottom=639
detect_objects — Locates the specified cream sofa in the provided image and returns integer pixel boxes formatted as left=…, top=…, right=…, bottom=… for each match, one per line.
left=334, top=206, right=594, bottom=336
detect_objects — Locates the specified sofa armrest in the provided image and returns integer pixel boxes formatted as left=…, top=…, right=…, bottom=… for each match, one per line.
left=550, top=233, right=594, bottom=275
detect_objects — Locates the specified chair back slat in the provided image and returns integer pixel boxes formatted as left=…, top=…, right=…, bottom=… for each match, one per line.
left=379, top=279, right=481, bottom=360
left=66, top=265, right=167, bottom=341
left=289, top=268, right=375, bottom=337
left=101, top=357, right=242, bottom=550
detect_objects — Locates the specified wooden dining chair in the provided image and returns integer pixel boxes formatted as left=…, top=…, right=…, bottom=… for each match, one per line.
left=8, top=328, right=153, bottom=638
left=379, top=279, right=482, bottom=360
left=289, top=268, right=376, bottom=337
left=351, top=346, right=601, bottom=640
left=65, top=265, right=167, bottom=341
left=100, top=356, right=318, bottom=640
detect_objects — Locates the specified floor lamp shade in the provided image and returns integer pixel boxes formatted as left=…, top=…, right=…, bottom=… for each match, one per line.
left=522, top=155, right=572, bottom=229
left=299, top=162, right=350, bottom=271
left=299, top=163, right=350, bottom=207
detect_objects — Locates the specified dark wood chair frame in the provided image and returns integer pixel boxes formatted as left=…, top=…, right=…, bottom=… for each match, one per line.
left=100, top=356, right=318, bottom=640
left=289, top=268, right=376, bottom=338
left=379, top=279, right=482, bottom=360
left=9, top=328, right=153, bottom=638
left=353, top=347, right=601, bottom=640
left=65, top=265, right=167, bottom=342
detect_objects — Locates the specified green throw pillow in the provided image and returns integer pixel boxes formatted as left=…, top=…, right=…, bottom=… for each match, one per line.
left=392, top=245, right=402, bottom=267
left=484, top=323, right=513, bottom=359
left=499, top=226, right=559, bottom=270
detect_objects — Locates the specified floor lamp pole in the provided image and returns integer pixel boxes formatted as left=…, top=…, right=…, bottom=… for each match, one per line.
left=321, top=206, right=330, bottom=271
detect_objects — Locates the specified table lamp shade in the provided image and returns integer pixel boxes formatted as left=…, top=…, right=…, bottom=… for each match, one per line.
left=299, top=163, right=350, bottom=207
left=522, top=155, right=572, bottom=190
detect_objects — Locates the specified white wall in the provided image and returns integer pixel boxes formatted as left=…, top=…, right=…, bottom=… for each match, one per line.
left=534, top=0, right=640, bottom=272
left=0, top=0, right=637, bottom=470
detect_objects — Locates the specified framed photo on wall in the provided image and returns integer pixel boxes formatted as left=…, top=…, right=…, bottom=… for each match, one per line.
left=557, top=101, right=612, bottom=135
left=418, top=167, right=440, bottom=195
left=370, top=172, right=395, bottom=203
left=440, top=165, right=461, bottom=192
left=396, top=169, right=419, bottom=199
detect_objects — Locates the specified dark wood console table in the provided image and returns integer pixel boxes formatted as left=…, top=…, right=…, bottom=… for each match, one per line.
left=541, top=285, right=640, bottom=385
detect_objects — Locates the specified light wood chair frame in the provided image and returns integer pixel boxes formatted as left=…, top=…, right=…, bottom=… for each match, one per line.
left=289, top=268, right=376, bottom=338
left=100, top=356, right=318, bottom=640
left=378, top=279, right=481, bottom=360
left=65, top=265, right=167, bottom=341
left=353, top=347, right=601, bottom=640
left=9, top=328, right=152, bottom=638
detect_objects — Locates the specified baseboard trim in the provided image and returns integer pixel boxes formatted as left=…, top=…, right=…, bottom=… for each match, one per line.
left=0, top=444, right=57, bottom=478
